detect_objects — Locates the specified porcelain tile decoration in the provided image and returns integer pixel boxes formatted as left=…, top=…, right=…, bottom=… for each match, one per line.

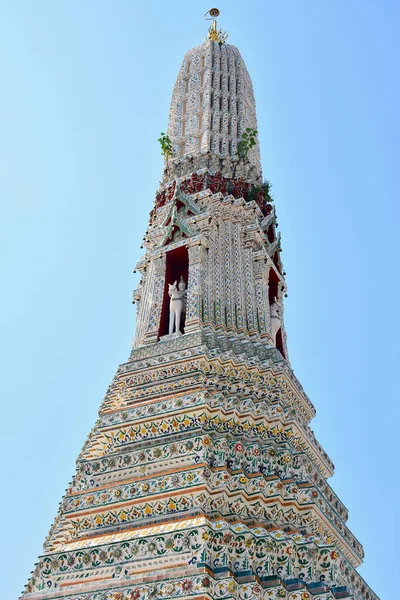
left=20, top=11, right=378, bottom=600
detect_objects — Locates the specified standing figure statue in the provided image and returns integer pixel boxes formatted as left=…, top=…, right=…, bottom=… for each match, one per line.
left=270, top=296, right=282, bottom=345
left=168, top=277, right=187, bottom=335
left=178, top=276, right=187, bottom=318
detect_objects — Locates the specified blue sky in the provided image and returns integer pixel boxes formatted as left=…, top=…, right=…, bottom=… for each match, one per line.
left=0, top=2, right=398, bottom=598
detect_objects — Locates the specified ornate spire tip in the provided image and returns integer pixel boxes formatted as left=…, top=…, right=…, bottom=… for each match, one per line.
left=204, top=8, right=228, bottom=44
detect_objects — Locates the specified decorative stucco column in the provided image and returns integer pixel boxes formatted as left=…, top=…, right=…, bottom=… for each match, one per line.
left=184, top=241, right=208, bottom=333
left=253, top=255, right=270, bottom=338
left=242, top=244, right=257, bottom=336
left=143, top=254, right=166, bottom=344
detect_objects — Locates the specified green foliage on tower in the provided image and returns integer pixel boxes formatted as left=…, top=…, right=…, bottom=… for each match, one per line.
left=158, top=132, right=173, bottom=158
left=238, top=127, right=258, bottom=161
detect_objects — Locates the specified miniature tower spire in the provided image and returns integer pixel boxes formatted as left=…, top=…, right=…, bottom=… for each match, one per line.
left=132, top=31, right=286, bottom=356
left=165, top=27, right=261, bottom=184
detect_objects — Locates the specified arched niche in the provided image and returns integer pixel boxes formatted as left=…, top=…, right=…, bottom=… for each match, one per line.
left=276, top=328, right=285, bottom=359
left=268, top=268, right=279, bottom=307
left=158, top=246, right=189, bottom=338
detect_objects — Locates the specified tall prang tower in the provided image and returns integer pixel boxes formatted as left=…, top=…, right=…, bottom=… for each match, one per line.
left=21, top=12, right=378, bottom=600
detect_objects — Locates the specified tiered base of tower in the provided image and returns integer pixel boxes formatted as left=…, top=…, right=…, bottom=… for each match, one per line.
left=21, top=331, right=377, bottom=600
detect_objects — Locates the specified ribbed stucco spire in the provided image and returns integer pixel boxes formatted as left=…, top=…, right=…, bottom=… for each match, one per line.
left=165, top=41, right=261, bottom=184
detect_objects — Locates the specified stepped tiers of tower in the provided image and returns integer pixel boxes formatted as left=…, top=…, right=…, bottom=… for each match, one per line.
left=21, top=36, right=379, bottom=600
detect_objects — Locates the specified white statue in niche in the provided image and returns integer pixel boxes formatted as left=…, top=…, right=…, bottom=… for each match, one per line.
left=178, top=276, right=187, bottom=316
left=270, top=296, right=282, bottom=345
left=168, top=277, right=187, bottom=335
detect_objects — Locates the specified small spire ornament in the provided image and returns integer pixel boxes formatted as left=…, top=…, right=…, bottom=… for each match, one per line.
left=204, top=8, right=228, bottom=44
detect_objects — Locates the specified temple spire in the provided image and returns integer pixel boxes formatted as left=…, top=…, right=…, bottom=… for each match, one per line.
left=166, top=29, right=261, bottom=185
left=20, top=17, right=379, bottom=600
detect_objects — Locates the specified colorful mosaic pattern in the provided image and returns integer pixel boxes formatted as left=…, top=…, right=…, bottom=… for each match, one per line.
left=21, top=34, right=378, bottom=600
left=132, top=182, right=286, bottom=351
left=21, top=343, right=376, bottom=600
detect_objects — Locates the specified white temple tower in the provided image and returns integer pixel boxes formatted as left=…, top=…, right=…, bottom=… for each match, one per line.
left=21, top=12, right=378, bottom=600
left=167, top=40, right=261, bottom=178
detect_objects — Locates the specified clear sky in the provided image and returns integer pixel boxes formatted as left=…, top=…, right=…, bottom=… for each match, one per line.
left=0, top=1, right=398, bottom=598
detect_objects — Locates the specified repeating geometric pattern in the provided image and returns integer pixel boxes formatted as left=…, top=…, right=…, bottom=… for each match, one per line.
left=168, top=41, right=261, bottom=175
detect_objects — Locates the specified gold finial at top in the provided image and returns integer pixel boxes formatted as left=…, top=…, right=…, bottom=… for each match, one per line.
left=204, top=8, right=228, bottom=44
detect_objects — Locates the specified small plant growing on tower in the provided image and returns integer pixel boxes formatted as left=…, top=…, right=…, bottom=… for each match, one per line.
left=261, top=179, right=273, bottom=203
left=237, top=127, right=258, bottom=161
left=246, top=179, right=274, bottom=205
left=158, top=132, right=173, bottom=158
left=232, top=127, right=258, bottom=179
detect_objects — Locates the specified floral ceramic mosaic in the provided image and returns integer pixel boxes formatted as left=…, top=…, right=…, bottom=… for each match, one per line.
left=21, top=34, right=378, bottom=600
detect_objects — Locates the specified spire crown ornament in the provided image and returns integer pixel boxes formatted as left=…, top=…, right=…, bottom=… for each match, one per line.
left=205, top=8, right=228, bottom=43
